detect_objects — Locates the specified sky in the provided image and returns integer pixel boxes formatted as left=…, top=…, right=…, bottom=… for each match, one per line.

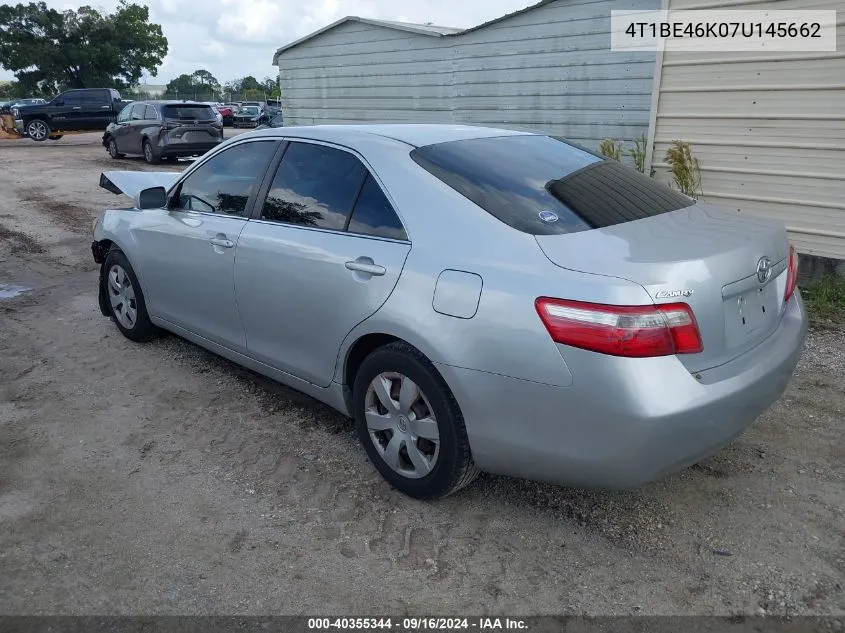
left=0, top=0, right=534, bottom=85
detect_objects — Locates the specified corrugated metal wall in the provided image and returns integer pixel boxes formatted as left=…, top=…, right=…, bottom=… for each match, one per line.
left=277, top=0, right=660, bottom=151
left=647, top=0, right=845, bottom=259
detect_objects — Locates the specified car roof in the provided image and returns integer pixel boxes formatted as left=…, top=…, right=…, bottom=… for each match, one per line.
left=248, top=124, right=535, bottom=148
left=133, top=100, right=214, bottom=106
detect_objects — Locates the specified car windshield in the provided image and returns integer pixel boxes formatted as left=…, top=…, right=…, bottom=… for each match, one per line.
left=161, top=105, right=215, bottom=120
left=410, top=135, right=695, bottom=235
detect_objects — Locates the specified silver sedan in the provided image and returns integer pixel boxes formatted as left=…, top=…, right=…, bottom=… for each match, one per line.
left=91, top=124, right=807, bottom=499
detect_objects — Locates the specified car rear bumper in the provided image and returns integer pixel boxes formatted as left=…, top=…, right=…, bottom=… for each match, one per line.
left=436, top=292, right=807, bottom=489
left=157, top=141, right=221, bottom=157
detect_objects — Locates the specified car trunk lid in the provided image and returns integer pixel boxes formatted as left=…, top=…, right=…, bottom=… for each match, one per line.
left=536, top=202, right=790, bottom=373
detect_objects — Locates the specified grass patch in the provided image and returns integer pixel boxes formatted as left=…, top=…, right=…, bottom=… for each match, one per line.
left=801, top=274, right=845, bottom=325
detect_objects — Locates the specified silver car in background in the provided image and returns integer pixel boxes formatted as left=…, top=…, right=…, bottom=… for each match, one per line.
left=91, top=124, right=807, bottom=499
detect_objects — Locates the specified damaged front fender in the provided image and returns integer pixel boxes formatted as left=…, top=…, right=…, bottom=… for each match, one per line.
left=99, top=171, right=180, bottom=200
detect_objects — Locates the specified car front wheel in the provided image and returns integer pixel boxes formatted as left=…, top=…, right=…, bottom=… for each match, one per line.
left=26, top=119, right=50, bottom=141
left=353, top=342, right=478, bottom=499
left=101, top=248, right=157, bottom=342
left=108, top=138, right=124, bottom=159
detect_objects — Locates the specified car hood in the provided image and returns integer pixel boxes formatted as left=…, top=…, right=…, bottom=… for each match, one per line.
left=99, top=171, right=181, bottom=199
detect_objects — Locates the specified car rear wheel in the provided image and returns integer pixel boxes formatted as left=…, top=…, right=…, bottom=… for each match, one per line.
left=101, top=248, right=157, bottom=343
left=353, top=342, right=479, bottom=499
left=108, top=138, right=124, bottom=159
left=26, top=119, right=49, bottom=142
left=143, top=139, right=160, bottom=165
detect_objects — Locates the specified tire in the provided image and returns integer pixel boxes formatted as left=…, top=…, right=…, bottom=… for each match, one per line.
left=353, top=342, right=479, bottom=500
left=142, top=139, right=160, bottom=165
left=107, top=137, right=124, bottom=159
left=26, top=119, right=50, bottom=142
left=101, top=248, right=157, bottom=343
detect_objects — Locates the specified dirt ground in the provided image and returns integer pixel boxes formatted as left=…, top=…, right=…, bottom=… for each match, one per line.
left=0, top=132, right=843, bottom=616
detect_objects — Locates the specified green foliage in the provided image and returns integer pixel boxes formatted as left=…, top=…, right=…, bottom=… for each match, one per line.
left=664, top=140, right=702, bottom=198
left=802, top=273, right=845, bottom=324
left=628, top=134, right=648, bottom=173
left=164, top=70, right=221, bottom=98
left=262, top=76, right=280, bottom=99
left=0, top=1, right=167, bottom=92
left=598, top=138, right=623, bottom=161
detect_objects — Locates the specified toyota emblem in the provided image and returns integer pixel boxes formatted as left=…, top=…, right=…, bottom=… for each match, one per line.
left=756, top=256, right=772, bottom=284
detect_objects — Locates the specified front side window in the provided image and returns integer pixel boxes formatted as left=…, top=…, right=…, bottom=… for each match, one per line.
left=259, top=142, right=365, bottom=230
left=173, top=141, right=278, bottom=216
left=347, top=174, right=407, bottom=240
left=144, top=104, right=157, bottom=120
left=116, top=104, right=132, bottom=123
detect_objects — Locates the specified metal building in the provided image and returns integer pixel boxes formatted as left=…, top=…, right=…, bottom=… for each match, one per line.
left=272, top=0, right=660, bottom=151
left=646, top=0, right=845, bottom=260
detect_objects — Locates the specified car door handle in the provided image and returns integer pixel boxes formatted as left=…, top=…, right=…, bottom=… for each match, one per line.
left=210, top=238, right=234, bottom=248
left=101, top=105, right=111, bottom=109
left=345, top=260, right=386, bottom=276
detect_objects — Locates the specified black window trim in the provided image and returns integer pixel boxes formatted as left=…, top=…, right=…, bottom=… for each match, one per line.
left=166, top=138, right=282, bottom=219
left=247, top=137, right=411, bottom=244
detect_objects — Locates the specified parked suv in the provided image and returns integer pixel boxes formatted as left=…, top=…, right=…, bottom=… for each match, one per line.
left=103, top=101, right=223, bottom=164
left=13, top=88, right=125, bottom=141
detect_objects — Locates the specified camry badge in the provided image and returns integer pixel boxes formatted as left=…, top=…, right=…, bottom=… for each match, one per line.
left=655, top=289, right=694, bottom=299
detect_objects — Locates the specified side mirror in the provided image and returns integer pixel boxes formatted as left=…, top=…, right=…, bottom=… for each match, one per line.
left=135, top=186, right=167, bottom=209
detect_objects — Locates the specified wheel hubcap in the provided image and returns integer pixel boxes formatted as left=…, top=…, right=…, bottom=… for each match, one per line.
left=107, top=264, right=137, bottom=329
left=144, top=144, right=152, bottom=161
left=365, top=372, right=440, bottom=479
left=29, top=122, right=46, bottom=139
left=110, top=141, right=117, bottom=156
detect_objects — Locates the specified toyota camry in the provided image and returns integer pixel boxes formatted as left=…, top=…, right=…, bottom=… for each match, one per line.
left=91, top=124, right=807, bottom=499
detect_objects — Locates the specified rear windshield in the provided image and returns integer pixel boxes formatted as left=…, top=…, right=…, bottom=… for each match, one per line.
left=410, top=135, right=695, bottom=235
left=161, top=105, right=216, bottom=120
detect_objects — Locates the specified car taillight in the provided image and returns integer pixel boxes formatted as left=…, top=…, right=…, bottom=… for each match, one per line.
left=535, top=298, right=703, bottom=358
left=784, top=244, right=799, bottom=302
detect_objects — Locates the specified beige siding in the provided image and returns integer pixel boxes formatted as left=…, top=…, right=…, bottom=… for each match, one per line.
left=647, top=0, right=845, bottom=259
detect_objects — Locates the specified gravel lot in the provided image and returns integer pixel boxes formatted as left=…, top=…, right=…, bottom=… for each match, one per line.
left=0, top=132, right=843, bottom=616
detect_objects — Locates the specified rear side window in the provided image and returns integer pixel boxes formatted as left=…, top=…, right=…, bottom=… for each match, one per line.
left=410, top=135, right=694, bottom=235
left=161, top=105, right=216, bottom=121
left=260, top=142, right=365, bottom=230
left=144, top=105, right=157, bottom=120
left=83, top=90, right=108, bottom=105
left=347, top=174, right=407, bottom=240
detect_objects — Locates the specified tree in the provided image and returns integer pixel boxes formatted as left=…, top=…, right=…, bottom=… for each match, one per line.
left=0, top=79, right=23, bottom=99
left=262, top=76, right=280, bottom=99
left=191, top=69, right=220, bottom=95
left=0, top=1, right=168, bottom=92
left=163, top=70, right=220, bottom=98
left=164, top=74, right=194, bottom=96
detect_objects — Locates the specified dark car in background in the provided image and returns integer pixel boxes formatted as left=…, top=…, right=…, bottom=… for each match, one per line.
left=102, top=100, right=223, bottom=164
left=255, top=113, right=284, bottom=129
left=12, top=88, right=126, bottom=141
left=232, top=105, right=262, bottom=128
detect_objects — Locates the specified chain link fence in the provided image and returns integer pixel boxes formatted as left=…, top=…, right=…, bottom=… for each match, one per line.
left=125, top=91, right=276, bottom=103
